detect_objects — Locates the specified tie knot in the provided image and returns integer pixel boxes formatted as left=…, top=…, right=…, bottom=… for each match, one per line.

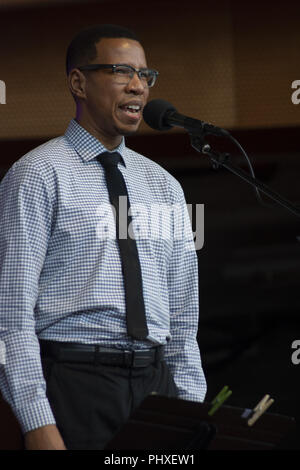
left=98, top=151, right=122, bottom=169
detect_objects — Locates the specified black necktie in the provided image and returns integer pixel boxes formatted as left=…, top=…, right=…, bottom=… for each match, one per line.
left=98, top=151, right=149, bottom=340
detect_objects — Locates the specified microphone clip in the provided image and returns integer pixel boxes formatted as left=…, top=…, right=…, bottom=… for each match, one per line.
left=189, top=134, right=230, bottom=171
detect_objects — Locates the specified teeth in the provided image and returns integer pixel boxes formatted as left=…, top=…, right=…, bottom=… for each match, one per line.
left=127, top=105, right=140, bottom=110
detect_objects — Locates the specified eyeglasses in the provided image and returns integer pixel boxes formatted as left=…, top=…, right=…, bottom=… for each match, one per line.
left=77, top=63, right=159, bottom=88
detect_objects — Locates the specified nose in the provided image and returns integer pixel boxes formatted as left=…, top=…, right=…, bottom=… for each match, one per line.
left=126, top=71, right=146, bottom=95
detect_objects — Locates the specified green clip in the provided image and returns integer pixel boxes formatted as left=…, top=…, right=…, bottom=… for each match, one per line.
left=208, top=386, right=232, bottom=416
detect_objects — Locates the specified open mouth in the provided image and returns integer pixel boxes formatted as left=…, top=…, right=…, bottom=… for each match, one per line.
left=119, top=104, right=142, bottom=121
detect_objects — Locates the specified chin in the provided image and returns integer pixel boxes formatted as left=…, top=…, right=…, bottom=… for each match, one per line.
left=117, top=123, right=140, bottom=137
left=121, top=129, right=139, bottom=136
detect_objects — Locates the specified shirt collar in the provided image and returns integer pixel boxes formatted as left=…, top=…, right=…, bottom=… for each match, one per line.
left=65, top=119, right=127, bottom=167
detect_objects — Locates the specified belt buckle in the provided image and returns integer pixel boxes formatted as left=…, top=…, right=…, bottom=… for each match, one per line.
left=132, top=349, right=152, bottom=368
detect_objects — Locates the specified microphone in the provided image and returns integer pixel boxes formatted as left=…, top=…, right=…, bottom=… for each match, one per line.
left=143, top=99, right=229, bottom=137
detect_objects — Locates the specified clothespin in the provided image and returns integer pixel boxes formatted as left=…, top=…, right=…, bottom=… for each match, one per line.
left=247, top=394, right=274, bottom=426
left=208, top=386, right=232, bottom=416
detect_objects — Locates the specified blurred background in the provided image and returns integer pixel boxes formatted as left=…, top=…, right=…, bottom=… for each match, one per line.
left=0, top=0, right=299, bottom=448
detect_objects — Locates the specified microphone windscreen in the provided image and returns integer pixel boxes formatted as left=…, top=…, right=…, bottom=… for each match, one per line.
left=143, top=99, right=177, bottom=131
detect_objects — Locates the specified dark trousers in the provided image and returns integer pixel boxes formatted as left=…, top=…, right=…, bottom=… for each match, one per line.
left=41, top=356, right=178, bottom=450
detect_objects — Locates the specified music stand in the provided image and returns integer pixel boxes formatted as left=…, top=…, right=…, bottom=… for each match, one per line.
left=105, top=395, right=296, bottom=450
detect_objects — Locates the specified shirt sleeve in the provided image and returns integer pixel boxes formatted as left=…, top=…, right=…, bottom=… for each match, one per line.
left=0, top=161, right=56, bottom=433
left=164, top=183, right=207, bottom=403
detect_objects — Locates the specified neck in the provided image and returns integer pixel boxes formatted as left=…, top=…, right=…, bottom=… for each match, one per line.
left=75, top=111, right=122, bottom=151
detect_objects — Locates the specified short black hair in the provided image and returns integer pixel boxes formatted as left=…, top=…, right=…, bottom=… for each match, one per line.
left=66, top=24, right=140, bottom=75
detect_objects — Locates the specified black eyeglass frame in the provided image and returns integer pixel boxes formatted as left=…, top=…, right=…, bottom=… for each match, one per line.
left=77, top=63, right=159, bottom=87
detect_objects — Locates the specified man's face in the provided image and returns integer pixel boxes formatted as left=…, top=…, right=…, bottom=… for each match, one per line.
left=76, top=37, right=150, bottom=145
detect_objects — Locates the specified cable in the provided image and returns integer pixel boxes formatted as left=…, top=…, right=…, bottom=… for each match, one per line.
left=228, top=134, right=277, bottom=210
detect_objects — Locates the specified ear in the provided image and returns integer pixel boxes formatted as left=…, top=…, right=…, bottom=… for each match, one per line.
left=68, top=69, right=87, bottom=100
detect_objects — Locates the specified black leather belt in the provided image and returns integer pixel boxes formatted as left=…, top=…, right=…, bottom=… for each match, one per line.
left=39, top=340, right=164, bottom=368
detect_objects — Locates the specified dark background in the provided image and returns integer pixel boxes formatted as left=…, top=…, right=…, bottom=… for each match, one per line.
left=0, top=0, right=299, bottom=449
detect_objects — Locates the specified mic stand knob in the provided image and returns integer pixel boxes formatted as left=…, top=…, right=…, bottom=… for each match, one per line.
left=190, top=135, right=230, bottom=171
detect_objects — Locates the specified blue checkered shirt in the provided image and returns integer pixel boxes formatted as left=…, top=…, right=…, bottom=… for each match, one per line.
left=0, top=119, right=206, bottom=433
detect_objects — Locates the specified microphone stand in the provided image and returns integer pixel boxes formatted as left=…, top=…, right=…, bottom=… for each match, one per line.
left=189, top=133, right=300, bottom=218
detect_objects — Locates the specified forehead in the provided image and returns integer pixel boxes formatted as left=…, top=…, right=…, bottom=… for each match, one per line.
left=94, top=38, right=147, bottom=67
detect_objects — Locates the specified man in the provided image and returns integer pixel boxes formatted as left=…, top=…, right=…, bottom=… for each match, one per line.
left=0, top=24, right=206, bottom=450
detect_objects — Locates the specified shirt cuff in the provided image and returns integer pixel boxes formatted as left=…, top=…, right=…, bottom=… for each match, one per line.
left=13, top=398, right=56, bottom=434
